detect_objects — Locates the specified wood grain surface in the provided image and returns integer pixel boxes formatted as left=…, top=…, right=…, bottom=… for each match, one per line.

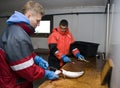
left=38, top=58, right=108, bottom=88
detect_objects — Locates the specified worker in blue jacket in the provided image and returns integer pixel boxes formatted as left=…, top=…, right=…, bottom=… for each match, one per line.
left=0, top=0, right=58, bottom=88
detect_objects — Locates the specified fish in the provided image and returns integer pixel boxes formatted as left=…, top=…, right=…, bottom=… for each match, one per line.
left=61, top=69, right=84, bottom=78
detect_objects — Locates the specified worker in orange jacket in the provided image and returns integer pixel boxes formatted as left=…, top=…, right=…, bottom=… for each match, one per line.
left=48, top=19, right=86, bottom=71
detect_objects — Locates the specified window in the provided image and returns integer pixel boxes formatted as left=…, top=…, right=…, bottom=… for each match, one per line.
left=35, top=20, right=50, bottom=33
left=30, top=15, right=53, bottom=37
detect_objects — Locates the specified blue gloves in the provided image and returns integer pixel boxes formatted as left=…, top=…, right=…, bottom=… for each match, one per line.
left=76, top=53, right=85, bottom=60
left=34, top=55, right=49, bottom=69
left=76, top=53, right=89, bottom=62
left=62, top=55, right=71, bottom=62
left=44, top=70, right=59, bottom=80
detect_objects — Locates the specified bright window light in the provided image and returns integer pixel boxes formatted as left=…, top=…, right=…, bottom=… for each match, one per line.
left=35, top=21, right=50, bottom=33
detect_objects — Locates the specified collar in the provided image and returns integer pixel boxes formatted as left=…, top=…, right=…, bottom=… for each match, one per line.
left=15, top=23, right=35, bottom=36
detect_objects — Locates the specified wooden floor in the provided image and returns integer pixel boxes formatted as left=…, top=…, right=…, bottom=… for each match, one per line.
left=36, top=57, right=108, bottom=88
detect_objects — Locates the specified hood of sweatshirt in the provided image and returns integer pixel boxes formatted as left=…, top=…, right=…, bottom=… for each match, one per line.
left=6, top=11, right=30, bottom=25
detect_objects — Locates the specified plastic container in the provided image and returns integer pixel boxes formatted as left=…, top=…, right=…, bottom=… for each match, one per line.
left=74, top=41, right=99, bottom=57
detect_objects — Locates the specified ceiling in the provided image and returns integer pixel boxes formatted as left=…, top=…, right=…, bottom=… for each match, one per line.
left=0, top=0, right=107, bottom=15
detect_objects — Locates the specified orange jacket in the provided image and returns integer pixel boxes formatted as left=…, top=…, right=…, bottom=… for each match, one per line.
left=48, top=26, right=79, bottom=67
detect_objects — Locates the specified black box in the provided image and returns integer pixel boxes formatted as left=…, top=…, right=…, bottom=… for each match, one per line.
left=74, top=41, right=99, bottom=57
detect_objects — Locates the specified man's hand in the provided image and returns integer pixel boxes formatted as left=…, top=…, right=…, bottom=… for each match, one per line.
left=34, top=55, right=49, bottom=69
left=76, top=53, right=89, bottom=62
left=44, top=70, right=59, bottom=80
left=62, top=55, right=71, bottom=63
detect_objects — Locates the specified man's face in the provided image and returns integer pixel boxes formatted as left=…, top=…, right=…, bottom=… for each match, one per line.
left=60, top=25, right=68, bottom=32
left=28, top=13, right=42, bottom=28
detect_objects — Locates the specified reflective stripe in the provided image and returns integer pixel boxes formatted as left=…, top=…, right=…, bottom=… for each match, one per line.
left=72, top=48, right=77, bottom=51
left=10, top=58, right=34, bottom=71
left=55, top=50, right=59, bottom=54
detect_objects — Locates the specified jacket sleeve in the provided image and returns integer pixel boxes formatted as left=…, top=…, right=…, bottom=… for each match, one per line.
left=3, top=26, right=45, bottom=81
left=10, top=53, right=45, bottom=81
left=69, top=32, right=80, bottom=56
left=70, top=42, right=80, bottom=56
left=68, top=32, right=80, bottom=56
left=48, top=33, right=63, bottom=59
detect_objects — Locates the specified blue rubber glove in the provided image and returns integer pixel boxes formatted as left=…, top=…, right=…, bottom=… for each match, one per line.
left=34, top=56, right=49, bottom=69
left=44, top=70, right=59, bottom=80
left=76, top=53, right=85, bottom=60
left=62, top=55, right=71, bottom=63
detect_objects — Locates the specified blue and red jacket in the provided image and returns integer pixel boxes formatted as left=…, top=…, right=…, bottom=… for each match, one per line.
left=0, top=11, right=45, bottom=88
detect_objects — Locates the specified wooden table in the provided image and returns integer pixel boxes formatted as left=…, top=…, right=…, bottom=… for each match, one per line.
left=38, top=58, right=108, bottom=88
